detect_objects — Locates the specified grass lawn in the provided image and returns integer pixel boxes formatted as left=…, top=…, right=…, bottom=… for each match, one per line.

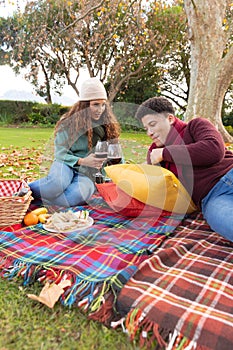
left=0, top=127, right=54, bottom=148
left=0, top=127, right=150, bottom=350
left=0, top=127, right=150, bottom=181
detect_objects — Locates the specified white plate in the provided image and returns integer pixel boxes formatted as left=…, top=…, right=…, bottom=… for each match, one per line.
left=43, top=216, right=94, bottom=233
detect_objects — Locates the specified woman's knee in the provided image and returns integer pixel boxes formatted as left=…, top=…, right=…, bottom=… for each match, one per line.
left=29, top=179, right=41, bottom=199
left=70, top=178, right=95, bottom=205
left=30, top=162, right=74, bottom=199
left=58, top=175, right=95, bottom=207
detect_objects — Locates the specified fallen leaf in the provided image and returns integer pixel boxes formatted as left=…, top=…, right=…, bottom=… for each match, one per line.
left=27, top=280, right=71, bottom=308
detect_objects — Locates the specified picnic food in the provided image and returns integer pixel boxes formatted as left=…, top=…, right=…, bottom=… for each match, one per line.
left=31, top=207, right=48, bottom=216
left=24, top=212, right=39, bottom=226
left=44, top=210, right=90, bottom=232
left=23, top=207, right=49, bottom=226
left=38, top=213, right=51, bottom=224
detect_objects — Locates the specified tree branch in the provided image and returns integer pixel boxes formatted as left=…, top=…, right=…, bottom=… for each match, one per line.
left=57, top=0, right=105, bottom=35
left=94, top=0, right=138, bottom=61
left=190, top=0, right=197, bottom=9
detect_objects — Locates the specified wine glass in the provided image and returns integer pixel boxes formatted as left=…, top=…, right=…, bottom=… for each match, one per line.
left=94, top=141, right=108, bottom=183
left=107, top=142, right=123, bottom=166
left=95, top=140, right=108, bottom=159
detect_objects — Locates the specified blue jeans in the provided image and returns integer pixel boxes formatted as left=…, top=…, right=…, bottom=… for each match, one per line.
left=201, top=168, right=233, bottom=242
left=29, top=160, right=95, bottom=207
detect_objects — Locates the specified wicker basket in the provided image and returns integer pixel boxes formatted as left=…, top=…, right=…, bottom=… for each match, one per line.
left=0, top=179, right=33, bottom=227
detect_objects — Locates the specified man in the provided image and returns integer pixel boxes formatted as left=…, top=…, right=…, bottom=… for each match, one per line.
left=135, top=96, right=233, bottom=241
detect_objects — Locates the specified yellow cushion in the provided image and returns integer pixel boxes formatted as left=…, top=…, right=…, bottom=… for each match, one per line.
left=104, top=164, right=197, bottom=214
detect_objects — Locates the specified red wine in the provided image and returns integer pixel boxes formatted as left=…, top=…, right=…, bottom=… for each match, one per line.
left=95, top=152, right=108, bottom=158
left=107, top=157, right=122, bottom=165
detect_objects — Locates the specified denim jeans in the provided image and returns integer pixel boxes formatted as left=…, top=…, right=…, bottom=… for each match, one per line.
left=201, top=168, right=233, bottom=242
left=29, top=160, right=95, bottom=207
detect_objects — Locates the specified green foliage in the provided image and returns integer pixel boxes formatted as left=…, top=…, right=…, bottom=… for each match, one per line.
left=224, top=125, right=233, bottom=136
left=223, top=114, right=233, bottom=127
left=223, top=108, right=233, bottom=128
left=0, top=16, right=17, bottom=64
left=1, top=99, right=233, bottom=136
left=113, top=102, right=144, bottom=131
left=0, top=100, right=36, bottom=123
left=28, top=103, right=67, bottom=125
left=0, top=112, right=14, bottom=124
left=1, top=0, right=187, bottom=104
left=0, top=100, right=144, bottom=130
left=0, top=100, right=68, bottom=125
left=114, top=75, right=160, bottom=104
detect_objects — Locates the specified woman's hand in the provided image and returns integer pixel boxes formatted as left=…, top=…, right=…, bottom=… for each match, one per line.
left=78, top=153, right=106, bottom=169
left=150, top=148, right=164, bottom=165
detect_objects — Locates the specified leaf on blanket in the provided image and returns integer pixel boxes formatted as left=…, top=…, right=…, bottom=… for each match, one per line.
left=27, top=280, right=71, bottom=308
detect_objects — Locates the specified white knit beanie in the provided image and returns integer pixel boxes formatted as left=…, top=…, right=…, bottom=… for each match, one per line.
left=79, top=77, right=107, bottom=101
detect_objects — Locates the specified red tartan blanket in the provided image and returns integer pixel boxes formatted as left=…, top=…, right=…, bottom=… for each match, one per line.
left=116, top=213, right=233, bottom=350
left=0, top=198, right=181, bottom=313
left=1, top=196, right=233, bottom=350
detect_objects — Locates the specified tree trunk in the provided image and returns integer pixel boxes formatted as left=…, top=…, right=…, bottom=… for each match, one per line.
left=40, top=60, right=52, bottom=104
left=184, top=0, right=233, bottom=142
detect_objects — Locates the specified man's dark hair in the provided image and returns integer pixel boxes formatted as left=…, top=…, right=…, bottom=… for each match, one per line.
left=135, top=96, right=175, bottom=120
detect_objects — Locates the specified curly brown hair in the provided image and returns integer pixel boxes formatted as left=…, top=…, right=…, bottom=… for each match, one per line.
left=54, top=101, right=121, bottom=150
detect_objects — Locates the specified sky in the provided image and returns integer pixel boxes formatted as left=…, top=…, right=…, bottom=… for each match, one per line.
left=0, top=0, right=26, bottom=17
left=0, top=65, right=82, bottom=105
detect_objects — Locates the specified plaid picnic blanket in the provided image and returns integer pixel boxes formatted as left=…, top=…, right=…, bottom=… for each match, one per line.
left=0, top=198, right=181, bottom=314
left=116, top=213, right=233, bottom=350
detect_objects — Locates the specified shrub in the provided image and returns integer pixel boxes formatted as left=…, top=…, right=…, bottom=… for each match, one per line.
left=223, top=113, right=233, bottom=127
left=0, top=100, right=69, bottom=126
left=0, top=100, right=35, bottom=124
left=28, top=104, right=67, bottom=125
left=224, top=125, right=233, bottom=136
left=0, top=112, right=14, bottom=125
left=112, top=102, right=144, bottom=131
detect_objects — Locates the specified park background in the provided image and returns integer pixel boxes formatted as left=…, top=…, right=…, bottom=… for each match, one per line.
left=0, top=0, right=233, bottom=135
left=0, top=1, right=233, bottom=350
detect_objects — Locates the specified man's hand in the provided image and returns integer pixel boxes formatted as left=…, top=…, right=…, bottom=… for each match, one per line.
left=150, top=148, right=164, bottom=165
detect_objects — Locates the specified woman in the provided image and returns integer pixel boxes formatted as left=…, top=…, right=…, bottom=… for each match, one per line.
left=29, top=77, right=120, bottom=207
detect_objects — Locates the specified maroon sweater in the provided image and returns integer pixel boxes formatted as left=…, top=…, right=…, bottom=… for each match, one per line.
left=147, top=117, right=233, bottom=208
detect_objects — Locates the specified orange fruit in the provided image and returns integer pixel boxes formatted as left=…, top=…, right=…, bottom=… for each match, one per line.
left=24, top=212, right=39, bottom=226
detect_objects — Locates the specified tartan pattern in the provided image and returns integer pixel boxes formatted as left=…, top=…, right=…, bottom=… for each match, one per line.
left=117, top=213, right=233, bottom=350
left=0, top=200, right=181, bottom=310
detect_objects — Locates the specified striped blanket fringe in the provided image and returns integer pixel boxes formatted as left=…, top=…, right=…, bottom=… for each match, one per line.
left=0, top=199, right=182, bottom=317
left=0, top=254, right=132, bottom=312
left=119, top=309, right=198, bottom=350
